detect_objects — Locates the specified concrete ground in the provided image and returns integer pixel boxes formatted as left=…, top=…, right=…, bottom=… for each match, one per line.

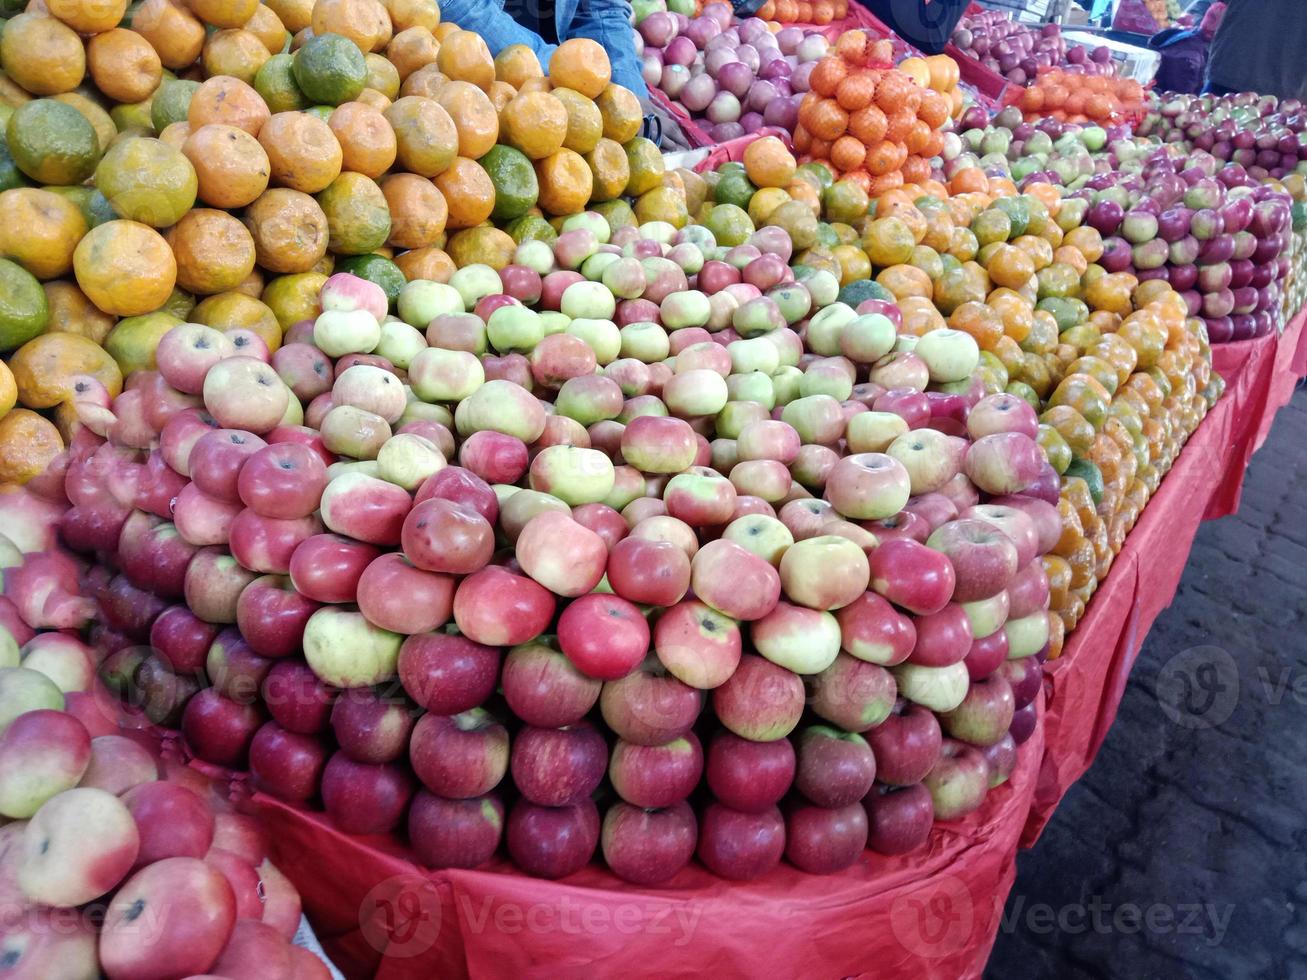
left=986, top=387, right=1307, bottom=979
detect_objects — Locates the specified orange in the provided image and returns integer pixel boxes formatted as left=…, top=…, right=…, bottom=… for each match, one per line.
left=189, top=0, right=258, bottom=28
left=585, top=138, right=629, bottom=202
left=356, top=88, right=394, bottom=111
left=184, top=125, right=271, bottom=209
left=535, top=148, right=592, bottom=216
left=488, top=81, right=517, bottom=114
left=246, top=5, right=288, bottom=53
left=189, top=76, right=271, bottom=136
left=166, top=209, right=258, bottom=295
left=595, top=84, right=642, bottom=144
left=809, top=58, right=847, bottom=98
left=445, top=227, right=515, bottom=270
left=381, top=174, right=447, bottom=248
left=193, top=292, right=281, bottom=351
left=243, top=188, right=330, bottom=273
left=0, top=362, right=13, bottom=420
left=551, top=87, right=603, bottom=155
left=267, top=0, right=314, bottom=31
left=829, top=136, right=865, bottom=175
left=132, top=0, right=206, bottom=69
left=835, top=72, right=876, bottom=113
left=202, top=29, right=272, bottom=84
left=385, top=0, right=441, bottom=32
left=384, top=96, right=459, bottom=177
left=9, top=332, right=123, bottom=410
left=436, top=81, right=500, bottom=159
left=400, top=63, right=448, bottom=98
left=548, top=38, right=609, bottom=99
left=742, top=135, right=797, bottom=189
left=312, top=0, right=393, bottom=52
left=0, top=189, right=88, bottom=282
left=49, top=0, right=128, bottom=33
left=501, top=91, right=568, bottom=160
left=386, top=26, right=439, bottom=80
left=364, top=52, right=403, bottom=100
left=73, top=220, right=177, bottom=317
left=394, top=246, right=455, bottom=282
left=0, top=410, right=63, bottom=485
left=436, top=30, right=496, bottom=89
left=329, top=102, right=398, bottom=178
left=0, top=14, right=85, bottom=96
left=43, top=282, right=116, bottom=344
left=259, top=112, right=344, bottom=194
left=433, top=158, right=495, bottom=229
left=158, top=122, right=192, bottom=151
left=495, top=44, right=543, bottom=88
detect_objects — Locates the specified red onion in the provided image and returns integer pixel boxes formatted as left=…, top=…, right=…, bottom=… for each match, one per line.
left=740, top=111, right=764, bottom=133
left=706, top=91, right=741, bottom=124
left=717, top=61, right=754, bottom=99
left=664, top=36, right=696, bottom=67
left=762, top=95, right=799, bottom=131
left=680, top=74, right=716, bottom=113
left=639, top=12, right=675, bottom=47
left=709, top=121, right=745, bottom=141
left=686, top=16, right=721, bottom=50
left=660, top=63, right=690, bottom=98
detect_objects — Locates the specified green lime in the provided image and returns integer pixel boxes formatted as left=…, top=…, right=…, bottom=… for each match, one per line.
left=334, top=253, right=404, bottom=308
left=479, top=144, right=538, bottom=223
left=94, top=137, right=197, bottom=228
left=590, top=198, right=636, bottom=236
left=1036, top=422, right=1072, bottom=474
left=254, top=53, right=309, bottom=113
left=151, top=79, right=201, bottom=132
left=317, top=171, right=390, bottom=255
left=0, top=257, right=49, bottom=352
left=990, top=196, right=1030, bottom=238
left=47, top=186, right=115, bottom=228
left=837, top=279, right=893, bottom=307
left=293, top=33, right=367, bottom=107
left=6, top=99, right=101, bottom=186
left=504, top=214, right=557, bottom=244
left=702, top=203, right=753, bottom=247
left=796, top=160, right=834, bottom=191
left=162, top=287, right=196, bottom=320
left=104, top=311, right=183, bottom=374
left=622, top=136, right=663, bottom=196
left=971, top=208, right=1013, bottom=247
left=1064, top=460, right=1104, bottom=505
left=713, top=170, right=756, bottom=209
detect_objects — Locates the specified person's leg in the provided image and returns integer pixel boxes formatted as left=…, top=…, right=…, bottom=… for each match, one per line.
left=439, top=0, right=556, bottom=62
left=561, top=0, right=649, bottom=99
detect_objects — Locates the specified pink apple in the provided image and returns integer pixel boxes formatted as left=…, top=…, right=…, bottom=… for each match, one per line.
left=606, top=536, right=691, bottom=607
left=712, top=653, right=804, bottom=742
left=288, top=533, right=380, bottom=604
left=570, top=502, right=628, bottom=550
left=868, top=538, right=956, bottom=615
left=909, top=603, right=974, bottom=667
left=963, top=432, right=1044, bottom=495
left=173, top=482, right=242, bottom=546
left=77, top=734, right=158, bottom=795
left=157, top=323, right=237, bottom=394
left=122, top=781, right=214, bottom=867
left=514, top=510, right=609, bottom=598
left=355, top=554, right=454, bottom=636
left=319, top=472, right=411, bottom=546
left=452, top=566, right=556, bottom=647
left=237, top=442, right=328, bottom=519
left=203, top=357, right=289, bottom=433
left=620, top=415, right=698, bottom=473
left=185, top=547, right=259, bottom=624
left=228, top=509, right=322, bottom=575
left=967, top=392, right=1039, bottom=440
left=271, top=342, right=334, bottom=402
left=500, top=641, right=600, bottom=727
left=190, top=429, right=267, bottom=502
left=926, top=518, right=1020, bottom=603
left=16, top=787, right=138, bottom=908
left=663, top=467, right=738, bottom=526
left=458, top=430, right=528, bottom=484
left=989, top=494, right=1062, bottom=557
left=689, top=538, right=782, bottom=622
left=558, top=593, right=649, bottom=680
left=964, top=503, right=1040, bottom=569
left=1005, top=562, right=1050, bottom=619
left=0, top=709, right=91, bottom=819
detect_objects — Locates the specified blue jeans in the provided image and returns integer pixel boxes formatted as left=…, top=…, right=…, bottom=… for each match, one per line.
left=439, top=0, right=650, bottom=100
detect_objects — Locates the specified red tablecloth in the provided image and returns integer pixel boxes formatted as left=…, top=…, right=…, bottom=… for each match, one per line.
left=1019, top=310, right=1307, bottom=846
left=254, top=704, right=1044, bottom=980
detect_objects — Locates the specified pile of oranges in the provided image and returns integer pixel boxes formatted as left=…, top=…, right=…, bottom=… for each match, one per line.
left=756, top=0, right=848, bottom=25
left=897, top=54, right=965, bottom=122
left=0, top=0, right=686, bottom=484
left=792, top=31, right=951, bottom=196
left=1015, top=70, right=1149, bottom=125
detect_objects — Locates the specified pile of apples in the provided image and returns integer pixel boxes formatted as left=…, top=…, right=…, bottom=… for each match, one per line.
left=0, top=618, right=321, bottom=976
left=27, top=208, right=1062, bottom=885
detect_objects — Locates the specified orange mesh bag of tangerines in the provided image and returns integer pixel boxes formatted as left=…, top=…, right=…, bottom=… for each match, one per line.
left=1008, top=68, right=1149, bottom=128
left=792, top=31, right=951, bottom=196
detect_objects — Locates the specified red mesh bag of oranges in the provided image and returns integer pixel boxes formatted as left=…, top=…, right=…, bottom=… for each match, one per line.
left=792, top=31, right=951, bottom=196
left=756, top=0, right=848, bottom=26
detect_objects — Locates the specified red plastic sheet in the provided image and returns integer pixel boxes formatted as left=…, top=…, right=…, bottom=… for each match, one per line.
left=1020, top=309, right=1307, bottom=846
left=251, top=707, right=1044, bottom=980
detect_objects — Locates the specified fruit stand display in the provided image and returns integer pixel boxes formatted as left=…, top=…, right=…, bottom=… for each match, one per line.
left=2, top=0, right=1307, bottom=976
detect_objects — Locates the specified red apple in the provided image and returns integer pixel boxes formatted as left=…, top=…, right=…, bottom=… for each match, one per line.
left=409, top=709, right=509, bottom=799
left=983, top=732, right=1018, bottom=787
left=98, top=857, right=237, bottom=979
left=608, top=733, right=702, bottom=808
left=964, top=628, right=1010, bottom=680
left=459, top=430, right=529, bottom=484
left=923, top=739, right=989, bottom=820
left=205, top=628, right=274, bottom=702
left=209, top=919, right=295, bottom=980
left=705, top=731, right=794, bottom=812
left=237, top=442, right=328, bottom=520
left=652, top=598, right=742, bottom=690
left=557, top=593, right=649, bottom=680
left=151, top=605, right=220, bottom=676
left=318, top=472, right=411, bottom=546
left=320, top=753, right=414, bottom=835
left=599, top=656, right=701, bottom=745
left=926, top=518, right=1019, bottom=603
left=505, top=798, right=599, bottom=880
left=601, top=801, right=696, bottom=885
left=415, top=466, right=498, bottom=524
left=122, top=781, right=215, bottom=867
left=401, top=497, right=495, bottom=575
left=78, top=734, right=158, bottom=795
left=808, top=652, right=897, bottom=732
left=330, top=687, right=414, bottom=764
left=784, top=801, right=867, bottom=874
left=696, top=803, right=785, bottom=880
left=248, top=721, right=329, bottom=803
left=355, top=553, right=455, bottom=635
left=1005, top=561, right=1051, bottom=619
left=866, top=700, right=943, bottom=786
left=288, top=534, right=381, bottom=604
left=868, top=538, right=956, bottom=615
left=181, top=688, right=263, bottom=768
left=398, top=631, right=500, bottom=716
left=909, top=603, right=974, bottom=667
left=261, top=660, right=335, bottom=734
left=689, top=538, right=782, bottom=622
left=408, top=790, right=504, bottom=869
left=133, top=654, right=201, bottom=726
left=1009, top=698, right=1038, bottom=745
left=452, top=566, right=556, bottom=647
left=235, top=575, right=320, bottom=659
left=835, top=591, right=916, bottom=666
left=501, top=641, right=600, bottom=728
left=964, top=503, right=1040, bottom=569
left=712, top=654, right=805, bottom=742
left=185, top=547, right=259, bottom=624
left=190, top=429, right=267, bottom=503
left=941, top=674, right=1015, bottom=747
left=864, top=782, right=934, bottom=855
left=510, top=721, right=607, bottom=807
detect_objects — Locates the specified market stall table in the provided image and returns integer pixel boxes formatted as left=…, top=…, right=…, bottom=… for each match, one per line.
left=244, top=707, right=1045, bottom=980
left=1020, top=308, right=1307, bottom=845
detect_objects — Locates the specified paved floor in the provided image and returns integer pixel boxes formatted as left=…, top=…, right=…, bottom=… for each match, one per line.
left=986, top=387, right=1307, bottom=980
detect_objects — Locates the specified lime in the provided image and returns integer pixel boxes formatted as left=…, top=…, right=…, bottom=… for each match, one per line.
left=6, top=100, right=101, bottom=186
left=151, top=79, right=201, bottom=132
left=796, top=160, right=834, bottom=191
left=971, top=208, right=1013, bottom=247
left=47, top=186, right=116, bottom=228
left=702, top=203, right=753, bottom=247
left=991, top=196, right=1030, bottom=238
left=317, top=171, right=390, bottom=255
left=1063, top=460, right=1104, bottom=505
left=162, top=287, right=196, bottom=320
left=713, top=170, right=756, bottom=209
left=94, top=138, right=198, bottom=228
left=255, top=53, right=309, bottom=113
left=0, top=140, right=29, bottom=193
left=479, top=144, right=538, bottom=223
left=334, top=253, right=404, bottom=308
left=293, top=33, right=367, bottom=107
left=0, top=258, right=49, bottom=352
left=504, top=214, right=557, bottom=244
